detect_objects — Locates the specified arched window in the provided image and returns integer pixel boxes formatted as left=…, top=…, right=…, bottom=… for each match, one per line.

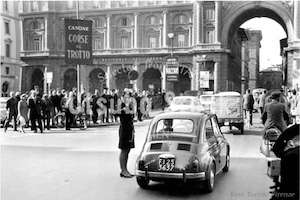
left=93, top=18, right=103, bottom=28
left=28, top=20, right=44, bottom=51
left=93, top=33, right=104, bottom=50
left=149, top=16, right=158, bottom=25
left=121, top=17, right=128, bottom=27
left=31, top=20, right=41, bottom=30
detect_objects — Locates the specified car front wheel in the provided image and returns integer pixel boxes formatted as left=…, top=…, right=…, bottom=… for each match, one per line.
left=136, top=176, right=149, bottom=189
left=223, top=150, right=230, bottom=172
left=203, top=163, right=215, bottom=193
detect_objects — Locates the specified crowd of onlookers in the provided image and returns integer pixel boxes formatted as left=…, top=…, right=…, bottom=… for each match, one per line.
left=2, top=85, right=166, bottom=133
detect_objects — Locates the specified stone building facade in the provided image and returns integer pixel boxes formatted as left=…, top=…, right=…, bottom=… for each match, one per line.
left=18, top=1, right=298, bottom=95
left=1, top=0, right=21, bottom=97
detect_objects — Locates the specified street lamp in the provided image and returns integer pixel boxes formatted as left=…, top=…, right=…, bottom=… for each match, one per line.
left=168, top=33, right=174, bottom=57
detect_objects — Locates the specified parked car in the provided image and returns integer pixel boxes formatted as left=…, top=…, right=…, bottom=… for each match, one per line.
left=135, top=111, right=230, bottom=192
left=167, top=96, right=203, bottom=112
left=0, top=97, right=9, bottom=127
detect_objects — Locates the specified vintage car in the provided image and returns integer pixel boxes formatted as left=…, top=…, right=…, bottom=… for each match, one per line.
left=167, top=96, right=203, bottom=112
left=135, top=111, right=230, bottom=192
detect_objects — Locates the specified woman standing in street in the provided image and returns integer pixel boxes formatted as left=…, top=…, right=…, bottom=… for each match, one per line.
left=65, top=91, right=75, bottom=130
left=17, top=94, right=29, bottom=133
left=118, top=92, right=135, bottom=178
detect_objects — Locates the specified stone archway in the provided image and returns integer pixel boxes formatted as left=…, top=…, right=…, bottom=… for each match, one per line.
left=221, top=1, right=292, bottom=48
left=89, top=68, right=106, bottom=93
left=218, top=1, right=293, bottom=91
left=31, top=68, right=44, bottom=93
left=142, top=68, right=161, bottom=92
left=63, top=68, right=77, bottom=91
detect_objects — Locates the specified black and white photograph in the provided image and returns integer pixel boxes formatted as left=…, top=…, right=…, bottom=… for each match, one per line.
left=1, top=0, right=300, bottom=200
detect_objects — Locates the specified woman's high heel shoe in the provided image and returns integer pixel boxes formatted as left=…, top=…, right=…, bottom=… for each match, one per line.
left=120, top=173, right=132, bottom=178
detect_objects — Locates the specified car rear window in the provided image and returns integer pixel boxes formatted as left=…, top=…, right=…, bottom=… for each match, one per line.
left=173, top=98, right=192, bottom=105
left=151, top=118, right=197, bottom=143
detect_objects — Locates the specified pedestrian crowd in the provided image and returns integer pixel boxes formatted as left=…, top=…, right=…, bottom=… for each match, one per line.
left=242, top=88, right=300, bottom=129
left=2, top=85, right=166, bottom=133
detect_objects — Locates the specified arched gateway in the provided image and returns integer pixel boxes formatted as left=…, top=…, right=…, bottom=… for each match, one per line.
left=216, top=1, right=297, bottom=91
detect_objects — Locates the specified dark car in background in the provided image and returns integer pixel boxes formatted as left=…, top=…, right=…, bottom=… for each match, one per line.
left=135, top=111, right=230, bottom=193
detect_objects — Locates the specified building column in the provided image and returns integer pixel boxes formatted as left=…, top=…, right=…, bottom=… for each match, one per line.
left=189, top=25, right=192, bottom=46
left=214, top=1, right=221, bottom=43
left=200, top=2, right=204, bottom=43
left=131, top=29, right=134, bottom=48
left=106, top=14, right=111, bottom=49
left=159, top=27, right=162, bottom=47
left=194, top=2, right=200, bottom=44
left=292, top=0, right=300, bottom=88
left=162, top=11, right=168, bottom=48
left=106, top=65, right=111, bottom=90
left=44, top=65, right=48, bottom=94
left=162, top=64, right=166, bottom=90
left=44, top=17, right=48, bottom=50
left=196, top=62, right=200, bottom=90
left=20, top=18, right=24, bottom=52
left=190, top=69, right=195, bottom=90
left=104, top=30, right=107, bottom=49
left=294, top=0, right=300, bottom=41
left=134, top=13, right=138, bottom=48
left=214, top=61, right=220, bottom=93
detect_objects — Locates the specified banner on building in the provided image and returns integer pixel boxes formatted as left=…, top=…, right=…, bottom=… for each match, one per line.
left=200, top=71, right=209, bottom=88
left=166, top=57, right=179, bottom=82
left=65, top=19, right=93, bottom=65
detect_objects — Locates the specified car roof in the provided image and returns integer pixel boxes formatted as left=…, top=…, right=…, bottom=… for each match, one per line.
left=153, top=111, right=210, bottom=121
left=172, top=96, right=198, bottom=99
left=214, top=91, right=241, bottom=96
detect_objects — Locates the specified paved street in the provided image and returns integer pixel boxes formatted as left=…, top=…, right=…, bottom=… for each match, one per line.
left=1, top=112, right=274, bottom=200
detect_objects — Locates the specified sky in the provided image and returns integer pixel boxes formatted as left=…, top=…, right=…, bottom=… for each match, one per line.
left=241, top=17, right=287, bottom=71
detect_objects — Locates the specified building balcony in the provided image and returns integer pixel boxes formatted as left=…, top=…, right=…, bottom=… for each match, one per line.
left=21, top=50, right=50, bottom=58
left=21, top=47, right=194, bottom=59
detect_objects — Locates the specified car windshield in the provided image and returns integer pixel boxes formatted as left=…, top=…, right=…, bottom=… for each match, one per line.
left=150, top=118, right=197, bottom=143
left=172, top=98, right=192, bottom=106
left=200, top=96, right=212, bottom=102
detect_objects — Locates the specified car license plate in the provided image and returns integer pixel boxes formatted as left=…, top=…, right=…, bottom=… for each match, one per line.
left=158, top=158, right=175, bottom=171
left=224, top=121, right=229, bottom=126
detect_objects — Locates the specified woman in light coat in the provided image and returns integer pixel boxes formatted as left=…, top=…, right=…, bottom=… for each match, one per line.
left=18, top=94, right=29, bottom=133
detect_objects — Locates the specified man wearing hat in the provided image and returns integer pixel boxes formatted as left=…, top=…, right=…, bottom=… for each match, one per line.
left=272, top=124, right=299, bottom=200
left=262, top=91, right=290, bottom=132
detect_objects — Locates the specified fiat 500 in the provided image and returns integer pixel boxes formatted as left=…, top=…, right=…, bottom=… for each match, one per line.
left=135, top=111, right=230, bottom=192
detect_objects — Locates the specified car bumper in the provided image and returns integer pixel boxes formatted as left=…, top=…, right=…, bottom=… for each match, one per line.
left=135, top=169, right=205, bottom=181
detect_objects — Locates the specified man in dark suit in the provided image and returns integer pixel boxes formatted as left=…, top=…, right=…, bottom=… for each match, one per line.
left=4, top=91, right=18, bottom=132
left=28, top=91, right=43, bottom=133
left=92, top=89, right=100, bottom=124
left=272, top=124, right=299, bottom=200
left=262, top=91, right=289, bottom=133
left=243, top=89, right=254, bottom=127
